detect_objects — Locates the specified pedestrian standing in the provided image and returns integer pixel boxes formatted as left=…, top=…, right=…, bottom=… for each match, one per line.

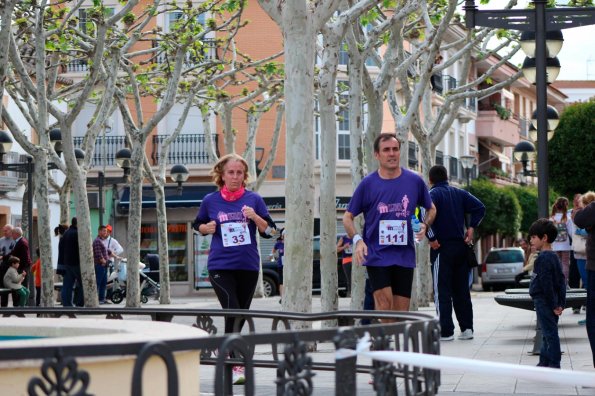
left=573, top=191, right=595, bottom=367
left=337, top=234, right=353, bottom=294
left=93, top=225, right=110, bottom=304
left=426, top=165, right=486, bottom=341
left=528, top=218, right=566, bottom=368
left=550, top=197, right=573, bottom=283
left=193, top=153, right=277, bottom=385
left=343, top=133, right=436, bottom=314
left=61, top=218, right=83, bottom=307
left=0, top=224, right=15, bottom=307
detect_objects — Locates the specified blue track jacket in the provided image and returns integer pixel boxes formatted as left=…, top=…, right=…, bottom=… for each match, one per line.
left=426, top=181, right=486, bottom=242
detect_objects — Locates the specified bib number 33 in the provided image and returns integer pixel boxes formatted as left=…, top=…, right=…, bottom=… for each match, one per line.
left=221, top=222, right=252, bottom=247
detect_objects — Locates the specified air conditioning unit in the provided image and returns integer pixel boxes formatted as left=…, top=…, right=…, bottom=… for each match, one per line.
left=88, top=192, right=100, bottom=209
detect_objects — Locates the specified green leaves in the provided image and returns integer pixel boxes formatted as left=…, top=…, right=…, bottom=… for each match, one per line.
left=549, top=100, right=595, bottom=197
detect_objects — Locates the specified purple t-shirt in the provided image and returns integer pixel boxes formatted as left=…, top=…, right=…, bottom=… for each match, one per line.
left=347, top=169, right=432, bottom=268
left=195, top=190, right=269, bottom=272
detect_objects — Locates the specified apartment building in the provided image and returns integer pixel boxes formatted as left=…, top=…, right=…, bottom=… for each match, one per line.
left=1, top=1, right=570, bottom=295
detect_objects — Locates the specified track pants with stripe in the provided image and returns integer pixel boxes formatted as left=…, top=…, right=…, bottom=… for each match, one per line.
left=431, top=241, right=474, bottom=338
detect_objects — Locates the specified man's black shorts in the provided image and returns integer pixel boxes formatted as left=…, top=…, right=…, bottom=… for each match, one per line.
left=366, top=265, right=414, bottom=298
left=277, top=266, right=284, bottom=284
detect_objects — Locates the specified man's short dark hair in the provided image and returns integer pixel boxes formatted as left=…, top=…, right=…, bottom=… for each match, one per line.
left=98, top=225, right=107, bottom=232
left=71, top=217, right=77, bottom=227
left=373, top=133, right=401, bottom=153
left=429, top=165, right=448, bottom=184
left=528, top=218, right=558, bottom=243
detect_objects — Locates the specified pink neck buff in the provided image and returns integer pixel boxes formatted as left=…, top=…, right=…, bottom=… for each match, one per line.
left=220, top=185, right=245, bottom=202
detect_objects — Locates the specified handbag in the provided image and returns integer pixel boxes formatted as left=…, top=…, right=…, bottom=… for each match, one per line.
left=467, top=243, right=479, bottom=268
left=573, top=234, right=587, bottom=255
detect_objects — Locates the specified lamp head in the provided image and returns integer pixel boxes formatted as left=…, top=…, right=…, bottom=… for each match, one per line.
left=531, top=105, right=559, bottom=131
left=49, top=128, right=62, bottom=157
left=459, top=155, right=476, bottom=170
left=0, top=130, right=14, bottom=161
left=74, top=148, right=85, bottom=166
left=513, top=140, right=536, bottom=163
left=115, top=148, right=132, bottom=175
left=170, top=164, right=189, bottom=183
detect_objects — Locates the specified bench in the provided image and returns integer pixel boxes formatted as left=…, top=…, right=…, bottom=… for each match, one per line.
left=495, top=289, right=587, bottom=311
left=495, top=288, right=587, bottom=355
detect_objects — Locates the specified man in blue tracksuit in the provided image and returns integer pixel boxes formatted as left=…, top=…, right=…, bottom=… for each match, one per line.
left=426, top=165, right=486, bottom=341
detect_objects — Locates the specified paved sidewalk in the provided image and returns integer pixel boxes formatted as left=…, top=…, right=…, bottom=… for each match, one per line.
left=160, top=289, right=595, bottom=395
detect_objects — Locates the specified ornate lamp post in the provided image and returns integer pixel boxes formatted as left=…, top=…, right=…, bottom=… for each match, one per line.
left=513, top=141, right=537, bottom=186
left=80, top=147, right=131, bottom=226
left=459, top=155, right=476, bottom=187
left=464, top=0, right=595, bottom=217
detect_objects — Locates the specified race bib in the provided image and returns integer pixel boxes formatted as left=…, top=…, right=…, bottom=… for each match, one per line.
left=379, top=220, right=407, bottom=245
left=221, top=222, right=251, bottom=247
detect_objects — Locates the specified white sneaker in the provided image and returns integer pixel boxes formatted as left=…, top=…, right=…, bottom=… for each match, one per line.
left=232, top=366, right=245, bottom=385
left=440, top=335, right=454, bottom=341
left=458, top=329, right=474, bottom=340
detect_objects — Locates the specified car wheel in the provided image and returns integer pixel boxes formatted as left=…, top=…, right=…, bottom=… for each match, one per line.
left=262, top=275, right=277, bottom=297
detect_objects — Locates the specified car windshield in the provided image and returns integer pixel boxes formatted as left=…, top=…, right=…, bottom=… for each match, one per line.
left=486, top=250, right=524, bottom=264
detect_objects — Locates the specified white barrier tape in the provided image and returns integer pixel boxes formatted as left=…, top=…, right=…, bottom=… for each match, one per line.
left=336, top=333, right=595, bottom=388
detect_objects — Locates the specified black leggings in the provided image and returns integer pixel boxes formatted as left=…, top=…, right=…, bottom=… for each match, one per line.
left=209, top=269, right=259, bottom=334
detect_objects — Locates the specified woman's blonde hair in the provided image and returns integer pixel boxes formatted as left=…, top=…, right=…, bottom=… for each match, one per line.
left=210, top=153, right=250, bottom=189
left=581, top=191, right=595, bottom=206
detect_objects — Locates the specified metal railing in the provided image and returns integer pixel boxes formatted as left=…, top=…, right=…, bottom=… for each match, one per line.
left=0, top=307, right=441, bottom=396
left=73, top=136, right=127, bottom=167
left=151, top=134, right=214, bottom=165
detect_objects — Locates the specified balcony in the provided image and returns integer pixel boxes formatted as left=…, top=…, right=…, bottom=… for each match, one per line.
left=151, top=134, right=214, bottom=165
left=476, top=110, right=520, bottom=147
left=74, top=136, right=128, bottom=167
left=0, top=152, right=27, bottom=193
left=66, top=39, right=218, bottom=73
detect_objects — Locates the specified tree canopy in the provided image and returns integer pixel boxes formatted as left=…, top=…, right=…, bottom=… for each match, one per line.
left=549, top=100, right=595, bottom=197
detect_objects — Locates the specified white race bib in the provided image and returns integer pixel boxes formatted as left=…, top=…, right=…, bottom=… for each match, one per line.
left=221, top=222, right=251, bottom=247
left=379, top=220, right=407, bottom=245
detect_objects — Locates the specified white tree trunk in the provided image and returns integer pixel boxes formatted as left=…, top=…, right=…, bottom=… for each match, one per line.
left=124, top=139, right=146, bottom=307
left=318, top=33, right=341, bottom=321
left=346, top=32, right=367, bottom=311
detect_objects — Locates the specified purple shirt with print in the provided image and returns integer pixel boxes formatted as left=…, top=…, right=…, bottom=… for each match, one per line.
left=347, top=169, right=432, bottom=268
left=195, top=190, right=269, bottom=272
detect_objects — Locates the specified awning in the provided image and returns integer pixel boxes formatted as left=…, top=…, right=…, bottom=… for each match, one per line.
left=479, top=141, right=511, bottom=165
left=118, top=185, right=217, bottom=211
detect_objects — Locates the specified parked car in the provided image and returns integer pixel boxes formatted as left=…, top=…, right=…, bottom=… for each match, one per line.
left=481, top=247, right=525, bottom=291
left=262, top=236, right=349, bottom=297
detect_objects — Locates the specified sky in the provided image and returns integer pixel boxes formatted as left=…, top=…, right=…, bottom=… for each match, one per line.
left=473, top=0, right=595, bottom=81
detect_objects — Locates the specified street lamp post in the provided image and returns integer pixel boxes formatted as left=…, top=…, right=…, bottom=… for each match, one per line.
left=459, top=155, right=476, bottom=188
left=464, top=0, right=595, bottom=218
left=83, top=148, right=131, bottom=226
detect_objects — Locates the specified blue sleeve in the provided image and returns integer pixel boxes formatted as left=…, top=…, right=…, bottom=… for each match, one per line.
left=193, top=195, right=211, bottom=232
left=463, top=191, right=486, bottom=228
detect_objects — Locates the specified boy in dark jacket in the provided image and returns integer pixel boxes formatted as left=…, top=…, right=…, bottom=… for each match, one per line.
left=528, top=218, right=567, bottom=368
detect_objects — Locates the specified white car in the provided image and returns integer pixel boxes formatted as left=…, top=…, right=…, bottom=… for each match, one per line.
left=481, top=247, right=525, bottom=291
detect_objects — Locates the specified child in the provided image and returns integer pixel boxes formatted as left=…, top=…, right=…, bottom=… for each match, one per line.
left=31, top=248, right=42, bottom=306
left=528, top=218, right=567, bottom=368
left=3, top=256, right=29, bottom=307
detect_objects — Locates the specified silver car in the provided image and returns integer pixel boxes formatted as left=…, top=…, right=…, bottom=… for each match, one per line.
left=481, top=247, right=525, bottom=291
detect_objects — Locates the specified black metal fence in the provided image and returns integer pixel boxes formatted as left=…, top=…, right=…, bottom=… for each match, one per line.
left=0, top=307, right=440, bottom=396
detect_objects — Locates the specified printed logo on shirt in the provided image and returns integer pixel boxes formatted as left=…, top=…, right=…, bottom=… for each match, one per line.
left=376, top=194, right=411, bottom=218
left=217, top=211, right=246, bottom=223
